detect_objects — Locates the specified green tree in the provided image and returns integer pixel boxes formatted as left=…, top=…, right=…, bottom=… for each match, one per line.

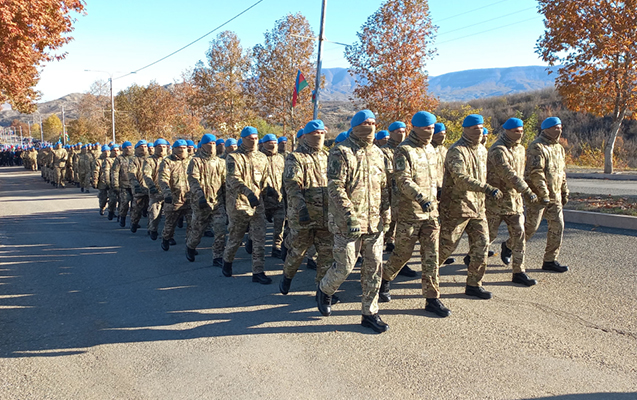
left=42, top=114, right=63, bottom=142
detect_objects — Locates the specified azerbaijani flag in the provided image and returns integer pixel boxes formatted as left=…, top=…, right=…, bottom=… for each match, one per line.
left=292, top=70, right=309, bottom=108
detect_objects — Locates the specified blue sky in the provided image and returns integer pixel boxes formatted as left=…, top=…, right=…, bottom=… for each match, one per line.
left=35, top=0, right=547, bottom=101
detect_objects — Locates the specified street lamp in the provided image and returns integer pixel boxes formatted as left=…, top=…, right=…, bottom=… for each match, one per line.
left=84, top=70, right=116, bottom=143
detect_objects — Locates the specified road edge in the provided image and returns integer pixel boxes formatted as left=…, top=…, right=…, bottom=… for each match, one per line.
left=563, top=209, right=637, bottom=230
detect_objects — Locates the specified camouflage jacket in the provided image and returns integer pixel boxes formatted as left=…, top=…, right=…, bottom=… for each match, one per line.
left=52, top=148, right=67, bottom=168
left=187, top=148, right=225, bottom=210
left=380, top=138, right=401, bottom=207
left=92, top=154, right=111, bottom=190
left=283, top=142, right=329, bottom=231
left=524, top=133, right=569, bottom=205
left=143, top=154, right=166, bottom=199
left=110, top=153, right=134, bottom=189
left=440, top=135, right=489, bottom=219
left=393, top=134, right=439, bottom=222
left=261, top=150, right=285, bottom=210
left=128, top=155, right=149, bottom=195
left=158, top=154, right=190, bottom=204
left=225, top=146, right=270, bottom=216
left=487, top=134, right=529, bottom=215
left=78, top=153, right=93, bottom=175
left=327, top=135, right=390, bottom=236
left=432, top=143, right=448, bottom=189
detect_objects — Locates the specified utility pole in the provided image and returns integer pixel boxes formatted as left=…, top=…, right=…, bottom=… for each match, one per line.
left=62, top=106, right=66, bottom=145
left=313, top=0, right=327, bottom=120
left=110, top=77, right=115, bottom=143
left=19, top=126, right=22, bottom=146
left=39, top=114, right=44, bottom=143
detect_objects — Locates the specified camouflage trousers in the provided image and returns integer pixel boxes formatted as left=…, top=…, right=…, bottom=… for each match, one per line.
left=79, top=171, right=91, bottom=190
left=147, top=195, right=163, bottom=233
left=265, top=205, right=285, bottom=250
left=283, top=227, right=333, bottom=283
left=525, top=202, right=564, bottom=262
left=439, top=216, right=489, bottom=287
left=384, top=204, right=399, bottom=245
left=118, top=188, right=133, bottom=219
left=186, top=204, right=227, bottom=260
left=383, top=219, right=440, bottom=298
left=53, top=167, right=65, bottom=185
left=97, top=188, right=108, bottom=210
left=487, top=212, right=525, bottom=273
left=130, top=194, right=149, bottom=227
left=162, top=201, right=192, bottom=241
left=107, top=188, right=119, bottom=215
left=223, top=208, right=266, bottom=274
left=65, top=166, right=73, bottom=182
left=320, top=232, right=384, bottom=316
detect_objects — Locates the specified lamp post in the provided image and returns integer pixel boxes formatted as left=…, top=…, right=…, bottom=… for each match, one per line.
left=85, top=70, right=116, bottom=143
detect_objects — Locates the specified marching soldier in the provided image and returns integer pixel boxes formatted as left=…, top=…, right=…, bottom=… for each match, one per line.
left=111, top=141, right=135, bottom=227
left=128, top=140, right=149, bottom=233
left=143, top=139, right=169, bottom=240
left=159, top=140, right=192, bottom=250
left=92, top=145, right=112, bottom=215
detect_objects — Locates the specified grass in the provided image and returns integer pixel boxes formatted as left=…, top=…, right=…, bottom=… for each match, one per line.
left=565, top=193, right=637, bottom=217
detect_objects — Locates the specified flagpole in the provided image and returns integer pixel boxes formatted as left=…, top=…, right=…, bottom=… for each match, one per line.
left=313, top=0, right=327, bottom=120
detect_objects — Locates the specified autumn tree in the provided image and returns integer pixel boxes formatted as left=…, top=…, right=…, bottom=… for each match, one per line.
left=436, top=104, right=491, bottom=145
left=42, top=114, right=63, bottom=142
left=251, top=13, right=318, bottom=136
left=188, top=31, right=251, bottom=137
left=0, top=0, right=85, bottom=113
left=10, top=119, right=30, bottom=138
left=537, top=0, right=637, bottom=173
left=346, top=0, right=438, bottom=128
left=70, top=80, right=111, bottom=143
left=171, top=81, right=206, bottom=140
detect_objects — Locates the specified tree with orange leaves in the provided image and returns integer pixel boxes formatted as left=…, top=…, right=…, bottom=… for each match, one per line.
left=0, top=0, right=85, bottom=113
left=345, top=0, right=438, bottom=129
left=536, top=0, right=637, bottom=173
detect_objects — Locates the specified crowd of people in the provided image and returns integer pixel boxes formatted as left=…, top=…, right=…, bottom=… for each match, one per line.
left=15, top=110, right=571, bottom=333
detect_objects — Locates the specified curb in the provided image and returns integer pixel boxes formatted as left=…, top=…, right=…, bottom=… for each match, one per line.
left=566, top=172, right=637, bottom=181
left=563, top=209, right=637, bottom=230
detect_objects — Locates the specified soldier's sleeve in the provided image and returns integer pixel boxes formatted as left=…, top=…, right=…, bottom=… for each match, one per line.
left=142, top=160, right=157, bottom=193
left=158, top=159, right=171, bottom=196
left=283, top=154, right=307, bottom=211
left=446, top=148, right=488, bottom=193
left=217, top=158, right=226, bottom=206
left=560, top=147, right=569, bottom=197
left=394, top=147, right=423, bottom=202
left=327, top=148, right=354, bottom=219
left=128, top=160, right=141, bottom=190
left=260, top=154, right=272, bottom=190
left=379, top=153, right=391, bottom=226
left=526, top=145, right=549, bottom=199
left=187, top=158, right=204, bottom=201
left=226, top=154, right=252, bottom=197
left=491, top=147, right=528, bottom=193
left=91, top=160, right=100, bottom=184
left=111, top=158, right=120, bottom=188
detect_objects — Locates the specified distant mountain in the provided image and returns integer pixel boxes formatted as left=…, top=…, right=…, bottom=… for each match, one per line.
left=319, top=65, right=559, bottom=102
left=0, top=93, right=81, bottom=126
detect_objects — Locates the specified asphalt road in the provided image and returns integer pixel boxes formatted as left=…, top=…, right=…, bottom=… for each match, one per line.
left=1, top=166, right=636, bottom=400
left=567, top=178, right=637, bottom=196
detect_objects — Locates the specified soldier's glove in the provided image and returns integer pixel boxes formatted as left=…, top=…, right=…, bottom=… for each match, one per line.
left=418, top=199, right=433, bottom=213
left=485, top=185, right=503, bottom=200
left=562, top=194, right=569, bottom=206
left=299, top=207, right=311, bottom=225
left=523, top=188, right=538, bottom=204
left=247, top=192, right=260, bottom=208
left=134, top=185, right=143, bottom=194
left=541, top=197, right=550, bottom=205
left=149, top=186, right=159, bottom=195
left=198, top=196, right=208, bottom=209
left=164, top=195, right=173, bottom=204
left=347, top=215, right=362, bottom=238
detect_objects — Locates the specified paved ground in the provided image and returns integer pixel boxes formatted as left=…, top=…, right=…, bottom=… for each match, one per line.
left=568, top=179, right=637, bottom=197
left=1, top=166, right=636, bottom=400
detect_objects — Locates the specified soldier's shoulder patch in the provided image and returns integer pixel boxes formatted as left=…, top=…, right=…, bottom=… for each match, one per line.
left=327, top=154, right=343, bottom=177
left=395, top=153, right=407, bottom=171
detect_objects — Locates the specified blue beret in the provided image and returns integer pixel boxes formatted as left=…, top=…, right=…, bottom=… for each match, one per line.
left=434, top=123, right=446, bottom=134
left=154, top=138, right=169, bottom=146
left=278, top=136, right=288, bottom=143
left=296, top=129, right=305, bottom=138
left=541, top=117, right=562, bottom=130
left=147, top=142, right=154, bottom=147
left=411, top=111, right=437, bottom=127
left=388, top=121, right=406, bottom=132
left=258, top=138, right=263, bottom=144
left=376, top=130, right=389, bottom=140
left=111, top=144, right=120, bottom=149
left=186, top=140, right=195, bottom=147
left=225, top=138, right=237, bottom=147
left=304, top=119, right=325, bottom=135
left=262, top=133, right=277, bottom=143
left=173, top=139, right=187, bottom=148
left=77, top=142, right=83, bottom=146
left=241, top=126, right=258, bottom=138
left=101, top=145, right=111, bottom=152
left=200, top=134, right=217, bottom=145
left=462, top=114, right=484, bottom=128
left=351, top=109, right=376, bottom=128
left=483, top=128, right=489, bottom=135
left=122, top=141, right=133, bottom=148
left=134, top=140, right=147, bottom=149
left=237, top=139, right=243, bottom=146
left=216, top=138, right=225, bottom=145
left=96, top=142, right=100, bottom=146
left=81, top=145, right=87, bottom=149
left=503, top=118, right=524, bottom=130
left=335, top=131, right=349, bottom=143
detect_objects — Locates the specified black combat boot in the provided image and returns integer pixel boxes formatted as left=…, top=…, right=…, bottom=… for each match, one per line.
left=161, top=239, right=170, bottom=251
left=501, top=242, right=512, bottom=265
left=512, top=272, right=537, bottom=286
left=252, top=272, right=272, bottom=285
left=316, top=287, right=332, bottom=316
left=245, top=238, right=253, bottom=254
left=280, top=243, right=288, bottom=261
left=443, top=257, right=455, bottom=265
left=149, top=231, right=158, bottom=241
left=99, top=209, right=105, bottom=216
left=542, top=261, right=569, bottom=273
left=186, top=246, right=196, bottom=262
left=81, top=187, right=84, bottom=192
left=463, top=254, right=470, bottom=266
left=204, top=230, right=214, bottom=237
left=306, top=258, right=317, bottom=270
left=361, top=314, right=389, bottom=333
left=385, top=242, right=395, bottom=253
left=213, top=258, right=223, bottom=268
left=271, top=247, right=282, bottom=259
left=425, top=298, right=451, bottom=317
left=279, top=276, right=292, bottom=295
left=488, top=250, right=494, bottom=257
left=169, top=238, right=177, bottom=246
left=107, top=211, right=114, bottom=220
left=119, top=217, right=126, bottom=228
left=222, top=261, right=233, bottom=277
left=378, top=279, right=391, bottom=303
left=465, top=285, right=492, bottom=299
left=177, top=216, right=184, bottom=229
left=398, top=265, right=417, bottom=277
left=130, top=223, right=138, bottom=233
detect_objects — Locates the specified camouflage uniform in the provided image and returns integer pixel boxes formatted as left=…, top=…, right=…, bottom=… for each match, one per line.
left=128, top=152, right=150, bottom=229
left=159, top=153, right=192, bottom=241
left=380, top=137, right=401, bottom=246
left=223, top=145, right=270, bottom=274
left=438, top=135, right=491, bottom=287
left=382, top=134, right=440, bottom=297
left=282, top=141, right=333, bottom=283
left=486, top=134, right=534, bottom=273
left=111, top=149, right=135, bottom=220
left=319, top=135, right=390, bottom=316
left=186, top=147, right=226, bottom=259
left=261, top=148, right=286, bottom=251
left=143, top=152, right=166, bottom=235
left=65, top=148, right=74, bottom=183
left=78, top=150, right=93, bottom=191
left=432, top=142, right=448, bottom=193
left=92, top=152, right=111, bottom=211
left=51, top=147, right=68, bottom=186
left=524, top=133, right=569, bottom=262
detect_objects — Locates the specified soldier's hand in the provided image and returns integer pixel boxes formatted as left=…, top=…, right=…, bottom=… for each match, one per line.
left=562, top=194, right=569, bottom=206
left=484, top=184, right=502, bottom=199
left=541, top=197, right=550, bottom=205
left=347, top=216, right=361, bottom=238
left=419, top=200, right=432, bottom=213
left=299, top=207, right=311, bottom=225
left=149, top=187, right=158, bottom=195
left=198, top=196, right=208, bottom=209
left=134, top=186, right=143, bottom=194
left=164, top=195, right=173, bottom=204
left=247, top=192, right=260, bottom=208
left=524, top=189, right=538, bottom=204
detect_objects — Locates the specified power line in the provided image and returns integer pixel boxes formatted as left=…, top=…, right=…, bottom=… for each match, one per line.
left=437, top=16, right=542, bottom=45
left=114, top=0, right=265, bottom=80
left=436, top=0, right=513, bottom=23
left=438, top=7, right=536, bottom=36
